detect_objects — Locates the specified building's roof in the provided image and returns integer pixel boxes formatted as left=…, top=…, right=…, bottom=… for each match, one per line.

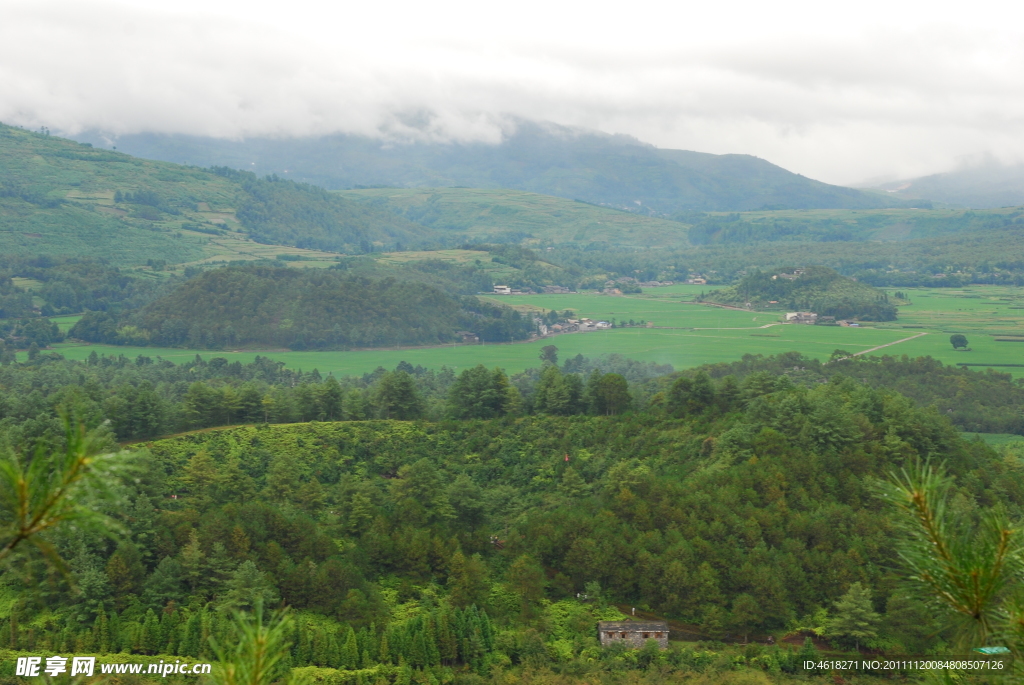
left=598, top=621, right=669, bottom=630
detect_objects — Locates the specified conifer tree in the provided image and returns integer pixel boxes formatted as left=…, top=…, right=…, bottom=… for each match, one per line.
left=378, top=631, right=390, bottom=665
left=109, top=611, right=122, bottom=653
left=395, top=660, right=412, bottom=685
left=342, top=627, right=359, bottom=669
left=436, top=611, right=457, bottom=664
left=798, top=637, right=820, bottom=672
left=478, top=611, right=494, bottom=651
left=312, top=626, right=327, bottom=666
left=180, top=529, right=207, bottom=592
left=80, top=626, right=96, bottom=653
left=294, top=620, right=310, bottom=665
left=94, top=604, right=110, bottom=654
left=141, top=609, right=161, bottom=655
left=447, top=550, right=489, bottom=608
left=327, top=631, right=342, bottom=669
left=375, top=371, right=423, bottom=420
left=200, top=610, right=214, bottom=659
left=105, top=542, right=146, bottom=602
left=362, top=624, right=377, bottom=661
left=409, top=631, right=427, bottom=668
left=829, top=582, right=880, bottom=651
left=424, top=616, right=440, bottom=666
left=182, top=612, right=202, bottom=657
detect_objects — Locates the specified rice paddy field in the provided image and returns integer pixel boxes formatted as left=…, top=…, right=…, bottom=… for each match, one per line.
left=25, top=283, right=1018, bottom=379
left=868, top=285, right=1024, bottom=376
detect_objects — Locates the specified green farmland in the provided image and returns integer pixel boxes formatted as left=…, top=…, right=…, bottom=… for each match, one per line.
left=869, top=285, right=1024, bottom=375
left=21, top=284, right=1024, bottom=378
left=43, top=323, right=911, bottom=378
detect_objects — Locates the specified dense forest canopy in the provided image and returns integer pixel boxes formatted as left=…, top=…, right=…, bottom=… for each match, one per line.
left=702, top=266, right=898, bottom=321
left=688, top=351, right=1024, bottom=435
left=2, top=350, right=1020, bottom=684
left=68, top=265, right=533, bottom=350
left=209, top=168, right=428, bottom=254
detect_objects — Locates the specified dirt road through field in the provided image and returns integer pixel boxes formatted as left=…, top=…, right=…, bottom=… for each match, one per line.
left=851, top=332, right=928, bottom=357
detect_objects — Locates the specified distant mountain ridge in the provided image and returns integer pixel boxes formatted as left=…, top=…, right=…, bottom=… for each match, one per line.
left=74, top=120, right=911, bottom=214
left=872, top=161, right=1024, bottom=209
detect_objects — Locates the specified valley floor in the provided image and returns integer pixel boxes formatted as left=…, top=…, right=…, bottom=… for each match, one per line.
left=18, top=285, right=1024, bottom=380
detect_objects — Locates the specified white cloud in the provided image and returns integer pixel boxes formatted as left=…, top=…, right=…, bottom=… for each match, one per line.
left=3, top=0, right=1024, bottom=184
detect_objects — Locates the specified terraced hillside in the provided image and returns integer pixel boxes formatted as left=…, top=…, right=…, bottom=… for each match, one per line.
left=0, top=124, right=425, bottom=265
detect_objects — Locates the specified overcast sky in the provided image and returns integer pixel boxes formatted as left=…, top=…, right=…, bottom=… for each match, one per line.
left=2, top=0, right=1024, bottom=185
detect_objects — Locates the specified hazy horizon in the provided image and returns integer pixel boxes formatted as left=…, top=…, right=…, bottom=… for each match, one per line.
left=4, top=0, right=1024, bottom=186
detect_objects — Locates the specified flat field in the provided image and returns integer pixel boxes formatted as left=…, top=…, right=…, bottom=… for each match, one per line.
left=25, top=285, right=1024, bottom=379
left=50, top=314, right=82, bottom=333
left=869, top=285, right=1024, bottom=375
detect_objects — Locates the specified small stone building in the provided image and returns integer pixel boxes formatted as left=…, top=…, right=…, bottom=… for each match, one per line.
left=785, top=311, right=818, bottom=324
left=598, top=621, right=669, bottom=649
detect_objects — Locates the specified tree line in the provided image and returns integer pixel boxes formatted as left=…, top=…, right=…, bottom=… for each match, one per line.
left=68, top=265, right=535, bottom=350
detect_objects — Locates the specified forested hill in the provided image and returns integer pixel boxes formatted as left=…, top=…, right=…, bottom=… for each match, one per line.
left=703, top=266, right=898, bottom=320
left=68, top=266, right=533, bottom=349
left=75, top=121, right=910, bottom=213
left=0, top=123, right=426, bottom=263
left=5, top=364, right=1019, bottom=676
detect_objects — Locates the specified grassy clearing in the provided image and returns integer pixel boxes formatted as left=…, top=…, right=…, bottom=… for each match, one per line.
left=961, top=432, right=1024, bottom=447
left=372, top=248, right=526, bottom=282
left=173, top=231, right=344, bottom=270
left=10, top=277, right=43, bottom=291
left=50, top=314, right=82, bottom=333
left=339, top=187, right=692, bottom=247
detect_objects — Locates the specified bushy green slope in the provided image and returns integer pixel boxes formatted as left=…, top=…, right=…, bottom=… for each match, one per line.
left=341, top=188, right=692, bottom=247
left=7, top=372, right=1014, bottom=667
left=69, top=265, right=533, bottom=349
left=703, top=265, right=897, bottom=320
left=211, top=167, right=428, bottom=252
left=0, top=125, right=425, bottom=265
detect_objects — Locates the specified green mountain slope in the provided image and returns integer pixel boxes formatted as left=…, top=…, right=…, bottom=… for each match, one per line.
left=341, top=188, right=691, bottom=247
left=0, top=124, right=426, bottom=265
left=75, top=120, right=911, bottom=213
left=688, top=205, right=1024, bottom=245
